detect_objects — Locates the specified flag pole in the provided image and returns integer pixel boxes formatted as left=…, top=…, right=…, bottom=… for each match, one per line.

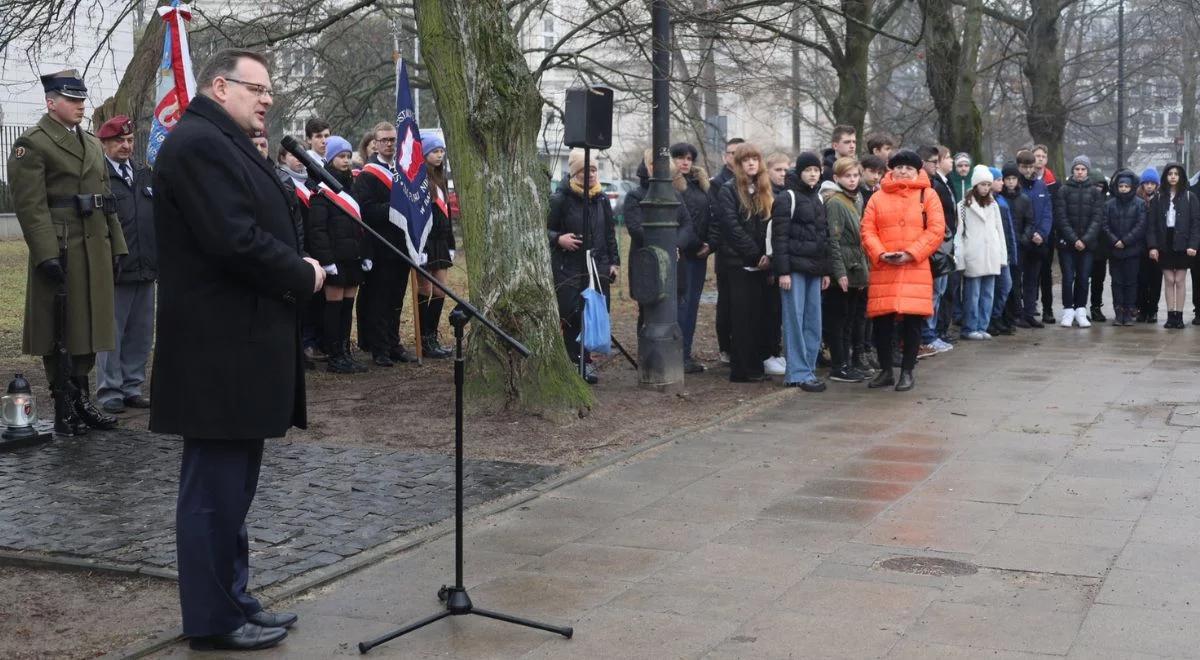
left=411, top=269, right=424, bottom=362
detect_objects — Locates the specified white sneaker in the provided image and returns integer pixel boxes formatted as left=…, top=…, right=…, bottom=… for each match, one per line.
left=763, top=356, right=786, bottom=376
left=980, top=331, right=994, bottom=340
left=1060, top=308, right=1075, bottom=327
left=719, top=351, right=731, bottom=364
left=1075, top=308, right=1091, bottom=328
left=932, top=338, right=954, bottom=352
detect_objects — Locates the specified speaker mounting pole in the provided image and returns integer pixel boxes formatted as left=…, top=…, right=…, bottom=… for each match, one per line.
left=634, top=0, right=684, bottom=390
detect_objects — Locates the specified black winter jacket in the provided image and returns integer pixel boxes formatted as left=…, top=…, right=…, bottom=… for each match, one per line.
left=770, top=174, right=832, bottom=277
left=351, top=156, right=405, bottom=261
left=1146, top=186, right=1200, bottom=254
left=1055, top=178, right=1104, bottom=250
left=306, top=168, right=370, bottom=266
left=931, top=173, right=958, bottom=235
left=624, top=163, right=698, bottom=254
left=714, top=180, right=770, bottom=269
left=706, top=166, right=735, bottom=252
left=999, top=188, right=1036, bottom=250
left=107, top=159, right=157, bottom=283
left=1103, top=177, right=1147, bottom=259
left=676, top=170, right=712, bottom=259
left=546, top=181, right=620, bottom=290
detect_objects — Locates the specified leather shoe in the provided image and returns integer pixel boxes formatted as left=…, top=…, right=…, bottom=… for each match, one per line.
left=867, top=369, right=895, bottom=389
left=248, top=610, right=298, bottom=629
left=895, top=369, right=915, bottom=392
left=388, top=347, right=415, bottom=363
left=189, top=622, right=287, bottom=651
left=101, top=398, right=125, bottom=414
left=123, top=395, right=151, bottom=408
left=372, top=353, right=394, bottom=367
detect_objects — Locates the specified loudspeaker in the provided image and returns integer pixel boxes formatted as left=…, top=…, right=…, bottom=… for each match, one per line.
left=563, top=86, right=613, bottom=149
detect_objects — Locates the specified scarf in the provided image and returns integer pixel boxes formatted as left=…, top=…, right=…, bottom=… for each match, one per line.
left=570, top=179, right=603, bottom=199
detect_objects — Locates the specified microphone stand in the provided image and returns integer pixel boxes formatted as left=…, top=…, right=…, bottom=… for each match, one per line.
left=277, top=138, right=573, bottom=650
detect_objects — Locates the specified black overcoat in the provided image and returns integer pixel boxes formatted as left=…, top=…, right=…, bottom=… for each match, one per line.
left=149, top=95, right=315, bottom=440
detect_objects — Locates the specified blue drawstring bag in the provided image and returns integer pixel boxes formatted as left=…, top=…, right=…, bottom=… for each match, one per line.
left=578, top=250, right=611, bottom=355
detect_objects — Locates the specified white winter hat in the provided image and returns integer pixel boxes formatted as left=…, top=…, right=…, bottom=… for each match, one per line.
left=970, top=164, right=994, bottom=187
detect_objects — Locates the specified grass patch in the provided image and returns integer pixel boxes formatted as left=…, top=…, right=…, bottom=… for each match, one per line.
left=0, top=241, right=29, bottom=364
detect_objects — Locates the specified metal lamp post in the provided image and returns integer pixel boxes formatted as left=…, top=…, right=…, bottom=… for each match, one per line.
left=632, top=0, right=684, bottom=388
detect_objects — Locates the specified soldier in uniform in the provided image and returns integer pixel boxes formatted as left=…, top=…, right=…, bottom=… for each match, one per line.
left=6, top=70, right=127, bottom=434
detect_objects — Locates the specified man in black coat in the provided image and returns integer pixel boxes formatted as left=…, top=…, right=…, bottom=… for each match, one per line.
left=95, top=115, right=156, bottom=414
left=151, top=49, right=325, bottom=651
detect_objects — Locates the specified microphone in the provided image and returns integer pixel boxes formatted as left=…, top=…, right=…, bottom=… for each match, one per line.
left=280, top=135, right=347, bottom=193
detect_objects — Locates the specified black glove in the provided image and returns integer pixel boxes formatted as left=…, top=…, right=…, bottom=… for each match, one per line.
left=36, top=258, right=65, bottom=284
left=113, top=255, right=122, bottom=278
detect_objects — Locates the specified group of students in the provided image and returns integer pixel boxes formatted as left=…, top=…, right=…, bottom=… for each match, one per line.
left=262, top=118, right=457, bottom=374
left=547, top=123, right=1200, bottom=392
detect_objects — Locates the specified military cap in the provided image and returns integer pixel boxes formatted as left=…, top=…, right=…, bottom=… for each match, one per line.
left=40, top=69, right=88, bottom=99
left=97, top=115, right=134, bottom=140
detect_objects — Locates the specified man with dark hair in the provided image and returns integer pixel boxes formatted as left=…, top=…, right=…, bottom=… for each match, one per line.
left=822, top=124, right=857, bottom=181
left=7, top=69, right=127, bottom=434
left=860, top=154, right=886, bottom=206
left=866, top=132, right=896, bottom=162
left=709, top=137, right=743, bottom=363
left=917, top=144, right=956, bottom=357
left=153, top=48, right=325, bottom=651
left=304, top=117, right=331, bottom=162
left=354, top=120, right=415, bottom=366
left=1016, top=149, right=1057, bottom=328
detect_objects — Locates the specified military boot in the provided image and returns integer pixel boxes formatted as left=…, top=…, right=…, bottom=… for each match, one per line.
left=51, top=386, right=89, bottom=437
left=72, top=377, right=118, bottom=430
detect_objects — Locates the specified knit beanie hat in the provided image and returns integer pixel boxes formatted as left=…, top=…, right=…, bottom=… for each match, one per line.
left=954, top=152, right=972, bottom=166
left=794, top=151, right=823, bottom=173
left=323, top=136, right=352, bottom=164
left=970, top=164, right=994, bottom=187
left=567, top=148, right=588, bottom=177
left=988, top=166, right=1002, bottom=181
left=420, top=130, right=446, bottom=154
left=1001, top=163, right=1020, bottom=180
left=888, top=149, right=923, bottom=171
left=1140, top=167, right=1160, bottom=185
left=1072, top=155, right=1091, bottom=172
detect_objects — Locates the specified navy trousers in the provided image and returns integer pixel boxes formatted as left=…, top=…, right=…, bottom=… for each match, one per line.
left=177, top=439, right=265, bottom=636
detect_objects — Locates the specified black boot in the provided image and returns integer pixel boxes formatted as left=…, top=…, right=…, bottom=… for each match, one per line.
left=72, top=377, right=118, bottom=429
left=51, top=386, right=88, bottom=437
left=418, top=294, right=451, bottom=359
left=868, top=369, right=895, bottom=389
left=1090, top=307, right=1107, bottom=322
left=895, top=369, right=915, bottom=392
left=341, top=299, right=368, bottom=372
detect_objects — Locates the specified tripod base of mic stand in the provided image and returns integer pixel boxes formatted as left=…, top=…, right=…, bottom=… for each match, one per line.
left=357, top=586, right=573, bottom=653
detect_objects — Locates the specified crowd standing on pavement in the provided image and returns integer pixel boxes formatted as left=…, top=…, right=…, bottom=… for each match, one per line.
left=11, top=67, right=1200, bottom=432
left=550, top=124, right=1200, bottom=393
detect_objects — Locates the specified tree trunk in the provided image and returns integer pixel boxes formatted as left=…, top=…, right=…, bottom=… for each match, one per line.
left=919, top=0, right=982, bottom=160
left=1023, top=0, right=1067, bottom=175
left=92, top=10, right=165, bottom=132
left=1180, top=8, right=1199, bottom=170
left=831, top=0, right=872, bottom=137
left=414, top=0, right=592, bottom=415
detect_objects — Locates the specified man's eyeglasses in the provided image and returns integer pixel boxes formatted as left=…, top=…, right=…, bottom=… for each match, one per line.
left=224, top=77, right=274, bottom=98
left=375, top=137, right=397, bottom=144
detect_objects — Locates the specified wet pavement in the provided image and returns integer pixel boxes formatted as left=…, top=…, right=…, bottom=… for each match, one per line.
left=156, top=316, right=1200, bottom=658
left=0, top=432, right=556, bottom=589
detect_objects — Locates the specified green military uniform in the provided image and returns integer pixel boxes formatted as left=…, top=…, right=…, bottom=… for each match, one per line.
left=6, top=70, right=127, bottom=432
left=9, top=114, right=128, bottom=358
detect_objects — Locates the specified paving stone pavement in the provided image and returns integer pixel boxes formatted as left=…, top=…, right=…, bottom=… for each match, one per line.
left=151, top=317, right=1200, bottom=659
left=0, top=431, right=557, bottom=588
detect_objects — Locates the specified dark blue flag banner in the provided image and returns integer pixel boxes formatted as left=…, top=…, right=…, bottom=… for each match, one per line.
left=389, top=59, right=433, bottom=264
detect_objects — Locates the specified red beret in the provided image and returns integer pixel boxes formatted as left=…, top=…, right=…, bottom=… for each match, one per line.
left=98, top=115, right=134, bottom=140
